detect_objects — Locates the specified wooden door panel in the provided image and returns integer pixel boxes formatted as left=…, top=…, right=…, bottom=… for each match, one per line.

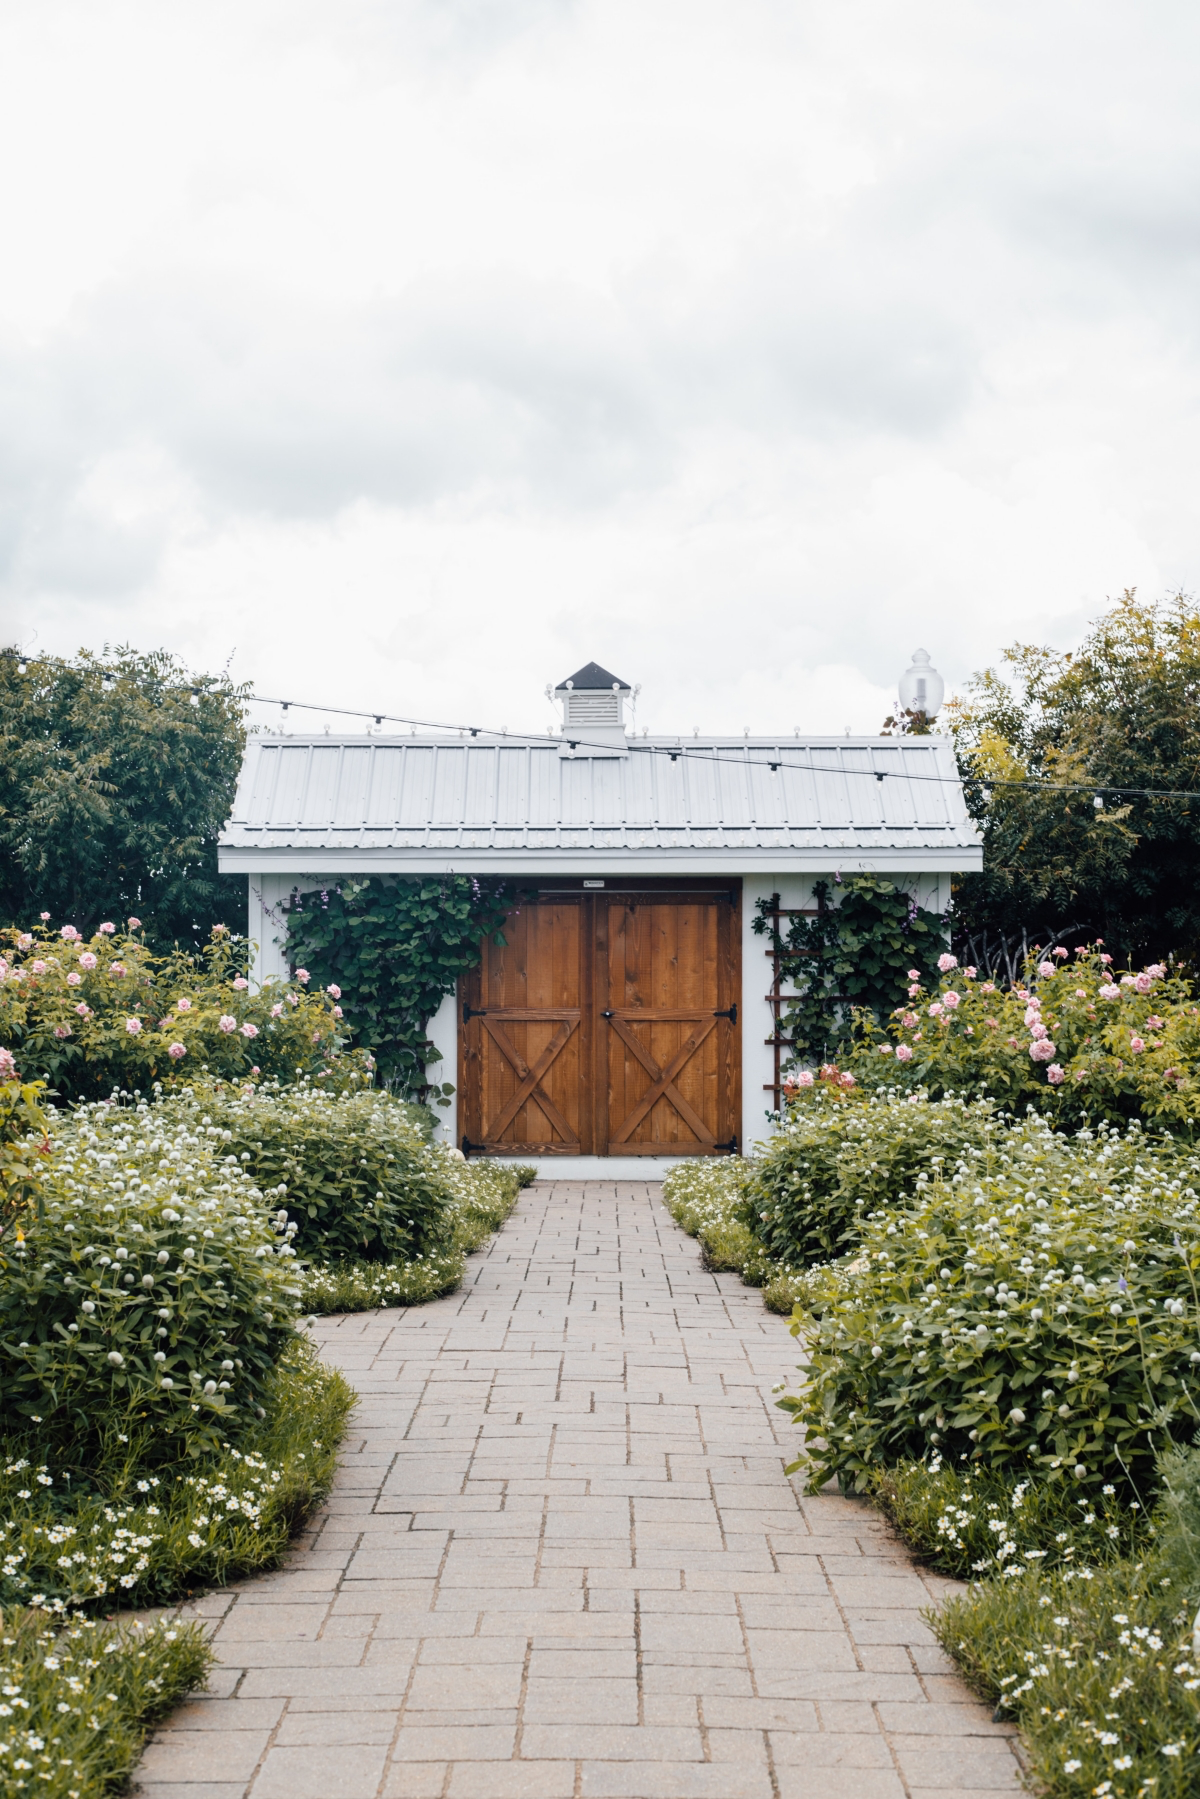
left=461, top=899, right=589, bottom=1153
left=461, top=888, right=739, bottom=1157
left=601, top=898, right=738, bottom=1155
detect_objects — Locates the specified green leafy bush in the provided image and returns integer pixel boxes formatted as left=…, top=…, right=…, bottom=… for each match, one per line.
left=283, top=874, right=516, bottom=1093
left=0, top=1605, right=211, bottom=1799
left=0, top=923, right=361, bottom=1103
left=660, top=1160, right=770, bottom=1279
left=1, top=1339, right=351, bottom=1611
left=778, top=1115, right=1200, bottom=1494
left=297, top=1160, right=535, bottom=1314
left=749, top=1087, right=1004, bottom=1269
left=933, top=1452, right=1200, bottom=1798
left=161, top=1081, right=459, bottom=1266
left=0, top=1094, right=302, bottom=1460
left=845, top=946, right=1200, bottom=1129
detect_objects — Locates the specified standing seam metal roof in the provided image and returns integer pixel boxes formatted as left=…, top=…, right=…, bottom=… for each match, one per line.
left=218, top=733, right=981, bottom=858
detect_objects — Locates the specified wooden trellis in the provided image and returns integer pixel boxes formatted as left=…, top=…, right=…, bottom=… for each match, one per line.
left=760, top=891, right=816, bottom=1110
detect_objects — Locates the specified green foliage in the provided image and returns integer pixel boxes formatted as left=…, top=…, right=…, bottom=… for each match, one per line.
left=283, top=875, right=517, bottom=1094
left=950, top=592, right=1200, bottom=966
left=297, top=1160, right=535, bottom=1314
left=159, top=1081, right=457, bottom=1267
left=0, top=1339, right=351, bottom=1611
left=749, top=1087, right=1002, bottom=1270
left=0, top=923, right=358, bottom=1104
left=873, top=1456, right=1146, bottom=1580
left=848, top=946, right=1200, bottom=1129
left=933, top=1502, right=1200, bottom=1797
left=0, top=1093, right=302, bottom=1461
left=753, top=877, right=945, bottom=1059
left=659, top=1160, right=773, bottom=1282
left=0, top=646, right=248, bottom=952
left=0, top=1606, right=212, bottom=1799
left=0, top=1077, right=50, bottom=1238
left=777, top=1111, right=1200, bottom=1494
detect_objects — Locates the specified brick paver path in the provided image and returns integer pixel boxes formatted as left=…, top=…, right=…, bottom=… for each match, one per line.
left=137, top=1181, right=1022, bottom=1799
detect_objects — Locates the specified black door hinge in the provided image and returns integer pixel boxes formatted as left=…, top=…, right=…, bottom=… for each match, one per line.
left=713, top=1003, right=737, bottom=1023
left=461, top=1136, right=478, bottom=1158
left=715, top=1136, right=739, bottom=1155
left=463, top=1003, right=486, bottom=1023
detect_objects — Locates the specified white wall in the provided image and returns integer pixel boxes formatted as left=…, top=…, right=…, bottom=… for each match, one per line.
left=425, top=991, right=458, bottom=1144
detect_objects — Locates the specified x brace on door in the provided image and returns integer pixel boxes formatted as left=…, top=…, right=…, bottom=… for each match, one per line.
left=470, top=1009, right=581, bottom=1152
left=603, top=1011, right=718, bottom=1150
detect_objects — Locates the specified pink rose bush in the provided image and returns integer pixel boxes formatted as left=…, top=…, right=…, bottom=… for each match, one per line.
left=838, top=943, right=1200, bottom=1127
left=0, top=921, right=363, bottom=1102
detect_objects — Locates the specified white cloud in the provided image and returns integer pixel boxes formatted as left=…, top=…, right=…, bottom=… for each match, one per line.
left=2, top=0, right=1198, bottom=733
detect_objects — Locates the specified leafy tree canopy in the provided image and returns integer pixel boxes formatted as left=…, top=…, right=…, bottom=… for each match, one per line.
left=948, top=593, right=1200, bottom=967
left=0, top=647, right=247, bottom=951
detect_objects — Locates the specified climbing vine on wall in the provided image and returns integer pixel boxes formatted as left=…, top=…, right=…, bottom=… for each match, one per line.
left=753, top=876, right=946, bottom=1061
left=283, top=876, right=517, bottom=1097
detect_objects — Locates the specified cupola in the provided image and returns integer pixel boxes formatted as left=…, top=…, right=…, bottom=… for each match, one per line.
left=553, top=661, right=632, bottom=756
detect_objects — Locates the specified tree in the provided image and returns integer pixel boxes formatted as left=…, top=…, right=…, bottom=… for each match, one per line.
left=0, top=647, right=248, bottom=950
left=948, top=593, right=1200, bottom=967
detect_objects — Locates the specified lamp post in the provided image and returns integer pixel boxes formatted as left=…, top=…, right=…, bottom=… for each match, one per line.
left=897, top=649, right=945, bottom=733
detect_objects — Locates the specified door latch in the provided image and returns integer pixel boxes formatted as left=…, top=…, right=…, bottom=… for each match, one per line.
left=601, top=1010, right=614, bottom=1018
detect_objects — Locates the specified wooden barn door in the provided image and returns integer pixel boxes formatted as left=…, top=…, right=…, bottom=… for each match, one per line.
left=459, top=897, right=592, bottom=1156
left=598, top=894, right=739, bottom=1156
left=460, top=887, right=739, bottom=1157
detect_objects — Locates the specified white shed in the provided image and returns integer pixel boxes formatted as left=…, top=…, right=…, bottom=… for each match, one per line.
left=219, top=663, right=981, bottom=1174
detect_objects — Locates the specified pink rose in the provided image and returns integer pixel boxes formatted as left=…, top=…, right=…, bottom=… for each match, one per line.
left=60, top=925, right=79, bottom=941
left=1147, top=1016, right=1164, bottom=1030
left=177, top=997, right=191, bottom=1011
left=287, top=992, right=299, bottom=1007
left=942, top=991, right=960, bottom=1010
left=54, top=1023, right=71, bottom=1038
left=98, top=922, right=115, bottom=934
left=271, top=1003, right=283, bottom=1017
left=1029, top=1039, right=1056, bottom=1061
left=1037, top=961, right=1054, bottom=978
left=928, top=1002, right=943, bottom=1017
left=1098, top=983, right=1120, bottom=1000
left=1023, top=1006, right=1041, bottom=1026
left=218, top=1015, right=237, bottom=1033
left=241, top=1022, right=258, bottom=1039
left=1029, top=1021, right=1048, bottom=1040
left=895, top=1044, right=914, bottom=1063
left=1075, top=989, right=1087, bottom=999
left=125, top=1017, right=142, bottom=1034
left=1047, top=1064, right=1066, bottom=1084
left=332, top=1005, right=343, bottom=1018
left=907, top=969, right=921, bottom=981
left=232, top=977, right=249, bottom=990
left=168, top=1042, right=187, bottom=1060
left=295, top=968, right=310, bottom=984
left=964, top=965, right=977, bottom=978
left=251, top=1065, right=260, bottom=1075
left=0, top=1047, right=16, bottom=1078
left=907, top=983, right=921, bottom=998
left=31, top=960, right=47, bottom=974
left=796, top=1070, right=814, bottom=1087
left=127, top=917, right=141, bottom=929
left=75, top=1002, right=90, bottom=1017
left=1129, top=1036, right=1145, bottom=1054
left=1147, top=963, right=1166, bottom=979
left=327, top=983, right=342, bottom=999
left=981, top=982, right=995, bottom=994
left=878, top=1043, right=893, bottom=1054
left=1134, top=972, right=1154, bottom=994
left=1099, top=953, right=1112, bottom=964
left=109, top=962, right=126, bottom=978
left=158, top=1017, right=172, bottom=1028
left=1053, top=947, right=1068, bottom=959
left=901, top=1012, right=917, bottom=1028
left=937, top=953, right=957, bottom=972
left=17, top=934, right=32, bottom=948
left=839, top=1071, right=856, bottom=1088
left=39, top=911, right=50, bottom=921
left=78, top=952, right=97, bottom=970
left=312, top=1030, right=321, bottom=1043
left=67, top=972, right=81, bottom=986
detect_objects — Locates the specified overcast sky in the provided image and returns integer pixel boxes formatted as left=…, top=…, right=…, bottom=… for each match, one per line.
left=2, top=0, right=1197, bottom=737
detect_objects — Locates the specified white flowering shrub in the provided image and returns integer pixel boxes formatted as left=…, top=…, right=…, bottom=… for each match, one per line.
left=0, top=1094, right=302, bottom=1460
left=779, top=1115, right=1200, bottom=1494
left=749, top=1087, right=1004, bottom=1269
left=0, top=1604, right=210, bottom=1799
left=156, top=1081, right=457, bottom=1266
left=660, top=1160, right=774, bottom=1282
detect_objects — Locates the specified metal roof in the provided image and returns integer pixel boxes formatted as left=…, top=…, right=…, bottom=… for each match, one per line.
left=219, top=732, right=982, bottom=874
